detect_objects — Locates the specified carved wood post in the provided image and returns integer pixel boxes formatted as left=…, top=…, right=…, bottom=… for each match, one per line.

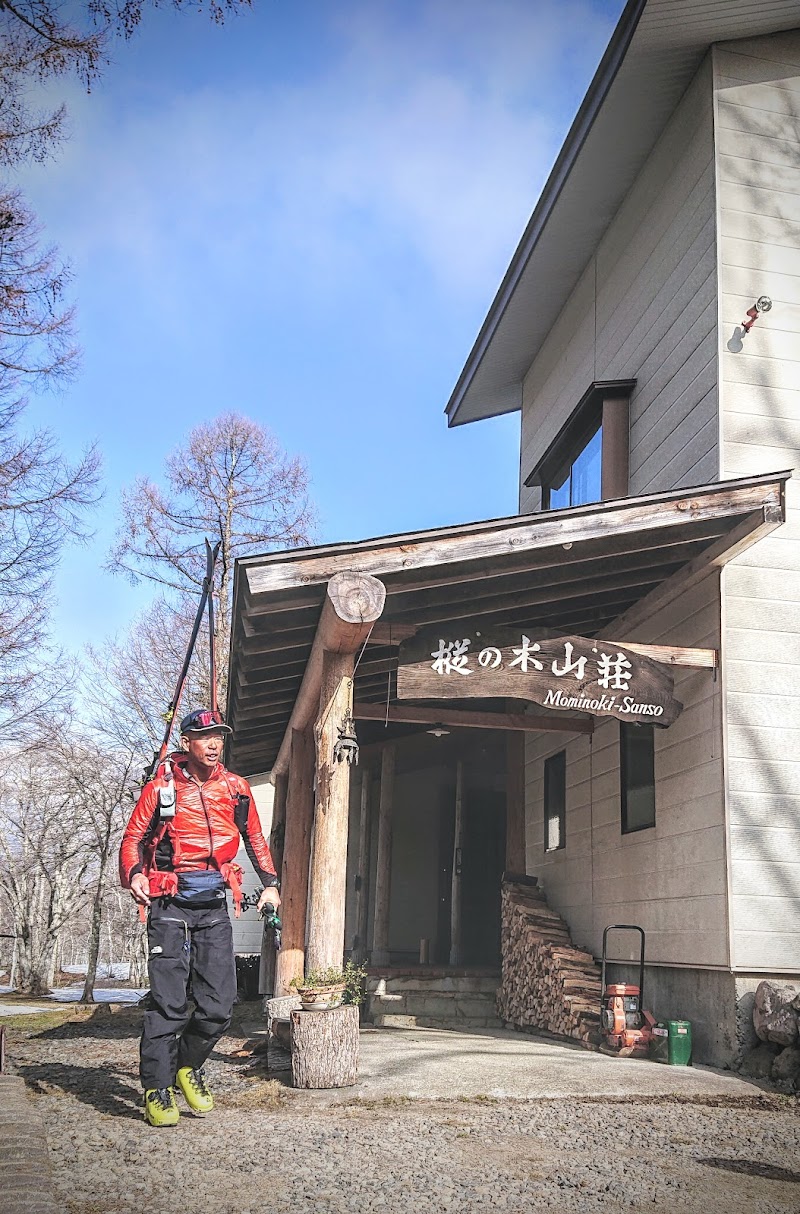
left=279, top=571, right=386, bottom=977
left=449, top=758, right=464, bottom=966
left=352, top=766, right=372, bottom=964
left=306, top=653, right=354, bottom=973
left=260, top=770, right=287, bottom=995
left=275, top=728, right=315, bottom=995
left=505, top=731, right=526, bottom=874
left=371, top=742, right=395, bottom=967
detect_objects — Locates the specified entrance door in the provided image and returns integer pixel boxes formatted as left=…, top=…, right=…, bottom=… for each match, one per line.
left=460, top=789, right=506, bottom=967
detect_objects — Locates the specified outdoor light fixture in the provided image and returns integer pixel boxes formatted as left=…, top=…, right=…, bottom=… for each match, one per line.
left=427, top=725, right=450, bottom=738
left=333, top=713, right=360, bottom=764
left=741, top=295, right=772, bottom=337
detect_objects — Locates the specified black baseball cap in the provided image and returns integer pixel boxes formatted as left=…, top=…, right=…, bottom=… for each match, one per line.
left=179, top=708, right=232, bottom=735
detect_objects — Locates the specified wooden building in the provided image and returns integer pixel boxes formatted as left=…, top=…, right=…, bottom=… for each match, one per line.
left=228, top=0, right=800, bottom=1065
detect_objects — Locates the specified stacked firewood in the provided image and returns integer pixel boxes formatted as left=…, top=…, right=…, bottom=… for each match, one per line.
left=497, top=878, right=602, bottom=1046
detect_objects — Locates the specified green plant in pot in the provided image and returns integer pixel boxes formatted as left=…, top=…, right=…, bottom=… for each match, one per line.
left=290, top=960, right=368, bottom=1010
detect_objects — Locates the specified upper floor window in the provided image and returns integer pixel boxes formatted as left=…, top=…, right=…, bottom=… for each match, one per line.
left=525, top=379, right=636, bottom=510
left=545, top=422, right=602, bottom=509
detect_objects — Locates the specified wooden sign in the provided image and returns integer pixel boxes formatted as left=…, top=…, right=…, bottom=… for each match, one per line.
left=397, top=626, right=682, bottom=727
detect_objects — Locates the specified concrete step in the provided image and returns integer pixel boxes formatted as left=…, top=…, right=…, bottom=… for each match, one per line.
left=374, top=1013, right=503, bottom=1031
left=366, top=974, right=500, bottom=1028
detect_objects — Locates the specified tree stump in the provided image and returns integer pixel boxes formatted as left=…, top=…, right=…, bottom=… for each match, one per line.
left=290, top=1004, right=359, bottom=1088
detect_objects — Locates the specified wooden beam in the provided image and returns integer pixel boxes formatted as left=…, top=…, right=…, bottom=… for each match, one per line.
left=366, top=622, right=418, bottom=645
left=270, top=572, right=386, bottom=780
left=390, top=562, right=682, bottom=630
left=245, top=476, right=785, bottom=596
left=260, top=770, right=287, bottom=995
left=449, top=759, right=464, bottom=967
left=506, top=730, right=526, bottom=874
left=352, top=766, right=372, bottom=964
left=371, top=743, right=395, bottom=967
left=353, top=518, right=726, bottom=601
left=607, top=642, right=717, bottom=669
left=382, top=542, right=706, bottom=618
left=274, top=728, right=315, bottom=996
left=610, top=505, right=784, bottom=637
left=354, top=701, right=594, bottom=735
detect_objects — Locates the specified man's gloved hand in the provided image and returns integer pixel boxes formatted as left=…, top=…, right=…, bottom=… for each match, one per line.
left=257, top=886, right=281, bottom=913
left=130, top=873, right=151, bottom=907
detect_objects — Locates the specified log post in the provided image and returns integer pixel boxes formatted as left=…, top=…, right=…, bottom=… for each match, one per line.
left=260, top=770, right=287, bottom=995
left=505, top=730, right=526, bottom=875
left=306, top=653, right=354, bottom=973
left=275, top=571, right=386, bottom=978
left=449, top=758, right=464, bottom=966
left=271, top=572, right=387, bottom=780
left=371, top=742, right=395, bottom=967
left=352, top=766, right=372, bottom=964
left=275, top=728, right=315, bottom=995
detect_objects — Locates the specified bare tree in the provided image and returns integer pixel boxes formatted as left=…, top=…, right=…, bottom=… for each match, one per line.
left=60, top=739, right=137, bottom=1003
left=108, top=412, right=315, bottom=706
left=0, top=398, right=100, bottom=733
left=0, top=732, right=140, bottom=996
left=0, top=1, right=250, bottom=168
left=0, top=189, right=78, bottom=393
left=0, top=746, right=95, bottom=994
left=0, top=2, right=252, bottom=733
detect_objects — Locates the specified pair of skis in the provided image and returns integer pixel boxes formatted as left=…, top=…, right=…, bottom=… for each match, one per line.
left=145, top=538, right=221, bottom=781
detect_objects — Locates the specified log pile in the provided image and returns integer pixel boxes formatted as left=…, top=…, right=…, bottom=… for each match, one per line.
left=497, top=877, right=602, bottom=1046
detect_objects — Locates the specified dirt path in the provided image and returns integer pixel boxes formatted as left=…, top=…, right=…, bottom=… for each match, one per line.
left=4, top=1003, right=800, bottom=1213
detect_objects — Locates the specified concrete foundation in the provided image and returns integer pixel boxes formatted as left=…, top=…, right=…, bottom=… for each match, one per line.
left=603, top=965, right=798, bottom=1068
left=606, top=964, right=741, bottom=1068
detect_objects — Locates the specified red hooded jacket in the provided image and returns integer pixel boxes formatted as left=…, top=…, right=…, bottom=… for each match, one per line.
left=119, top=754, right=278, bottom=890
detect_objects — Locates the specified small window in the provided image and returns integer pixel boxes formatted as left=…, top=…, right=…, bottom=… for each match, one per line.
left=544, top=750, right=566, bottom=852
left=544, top=423, right=602, bottom=509
left=620, top=724, right=655, bottom=833
left=524, top=379, right=635, bottom=509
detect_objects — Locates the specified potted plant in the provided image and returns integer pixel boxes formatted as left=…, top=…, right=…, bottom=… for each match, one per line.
left=290, top=960, right=367, bottom=1011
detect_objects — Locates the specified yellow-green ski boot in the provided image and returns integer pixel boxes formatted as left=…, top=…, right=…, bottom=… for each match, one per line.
left=176, top=1066, right=214, bottom=1113
left=143, top=1086, right=179, bottom=1127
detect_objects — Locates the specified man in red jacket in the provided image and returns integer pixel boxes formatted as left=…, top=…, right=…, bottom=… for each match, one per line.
left=120, top=708, right=280, bottom=1127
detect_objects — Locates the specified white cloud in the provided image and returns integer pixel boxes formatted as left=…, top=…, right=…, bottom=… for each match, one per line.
left=24, top=0, right=615, bottom=318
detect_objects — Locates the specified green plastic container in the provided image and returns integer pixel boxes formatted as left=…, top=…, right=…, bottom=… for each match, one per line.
left=651, top=1020, right=692, bottom=1065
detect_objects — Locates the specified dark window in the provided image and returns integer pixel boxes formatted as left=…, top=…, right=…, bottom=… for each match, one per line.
left=620, top=724, right=655, bottom=833
left=544, top=422, right=602, bottom=509
left=544, top=750, right=566, bottom=852
left=524, top=379, right=636, bottom=510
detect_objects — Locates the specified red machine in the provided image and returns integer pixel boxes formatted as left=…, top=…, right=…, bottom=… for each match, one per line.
left=599, top=925, right=656, bottom=1057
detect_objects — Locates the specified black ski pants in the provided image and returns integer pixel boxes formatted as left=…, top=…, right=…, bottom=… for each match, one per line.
left=140, top=899, right=237, bottom=1090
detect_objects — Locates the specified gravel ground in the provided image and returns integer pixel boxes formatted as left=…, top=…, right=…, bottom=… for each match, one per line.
left=4, top=1003, right=800, bottom=1214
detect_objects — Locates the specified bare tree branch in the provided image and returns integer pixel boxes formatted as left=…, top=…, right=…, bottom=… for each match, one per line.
left=107, top=412, right=316, bottom=708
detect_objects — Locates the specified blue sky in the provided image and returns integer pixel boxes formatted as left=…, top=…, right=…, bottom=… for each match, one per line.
left=19, top=0, right=623, bottom=650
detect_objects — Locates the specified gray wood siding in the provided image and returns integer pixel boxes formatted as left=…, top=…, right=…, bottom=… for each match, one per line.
left=715, top=30, right=800, bottom=973
left=525, top=573, right=727, bottom=967
left=519, top=58, right=718, bottom=513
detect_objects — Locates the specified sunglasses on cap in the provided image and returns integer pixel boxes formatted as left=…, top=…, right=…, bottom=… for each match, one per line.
left=179, top=709, right=231, bottom=733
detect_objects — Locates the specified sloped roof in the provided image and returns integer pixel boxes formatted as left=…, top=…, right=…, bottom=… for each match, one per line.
left=446, top=0, right=800, bottom=426
left=227, top=470, right=787, bottom=774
